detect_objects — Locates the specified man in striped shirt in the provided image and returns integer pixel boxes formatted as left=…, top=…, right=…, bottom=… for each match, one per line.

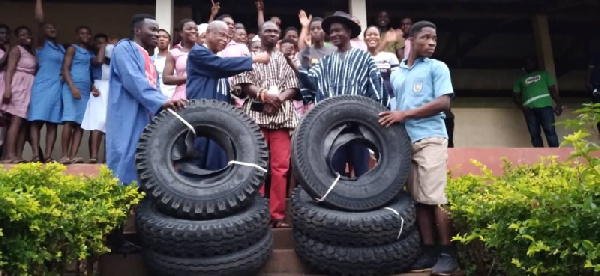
left=298, top=11, right=386, bottom=178
left=298, top=11, right=385, bottom=105
left=231, top=21, right=299, bottom=228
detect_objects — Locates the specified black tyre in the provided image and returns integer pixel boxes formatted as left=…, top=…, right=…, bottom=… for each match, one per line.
left=135, top=196, right=270, bottom=258
left=143, top=230, right=273, bottom=276
left=291, top=187, right=416, bottom=247
left=136, top=99, right=269, bottom=219
left=292, top=95, right=411, bottom=211
left=293, top=229, right=420, bottom=276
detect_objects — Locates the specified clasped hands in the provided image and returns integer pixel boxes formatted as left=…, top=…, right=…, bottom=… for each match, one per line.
left=261, top=93, right=285, bottom=115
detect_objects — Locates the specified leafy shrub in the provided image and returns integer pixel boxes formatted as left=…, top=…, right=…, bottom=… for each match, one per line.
left=0, top=163, right=143, bottom=276
left=448, top=103, right=600, bottom=276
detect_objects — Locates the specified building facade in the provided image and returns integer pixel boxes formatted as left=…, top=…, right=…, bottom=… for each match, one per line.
left=0, top=0, right=598, bottom=155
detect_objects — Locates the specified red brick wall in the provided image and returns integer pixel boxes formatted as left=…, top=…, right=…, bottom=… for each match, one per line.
left=5, top=148, right=591, bottom=177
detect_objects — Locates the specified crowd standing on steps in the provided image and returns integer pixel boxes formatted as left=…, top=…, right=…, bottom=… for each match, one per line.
left=4, top=0, right=595, bottom=274
left=0, top=0, right=524, bottom=166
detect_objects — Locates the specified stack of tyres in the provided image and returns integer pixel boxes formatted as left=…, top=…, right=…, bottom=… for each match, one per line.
left=291, top=95, right=420, bottom=276
left=134, top=99, right=272, bottom=276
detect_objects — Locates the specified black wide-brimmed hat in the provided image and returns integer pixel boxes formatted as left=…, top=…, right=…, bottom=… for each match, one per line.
left=322, top=11, right=362, bottom=39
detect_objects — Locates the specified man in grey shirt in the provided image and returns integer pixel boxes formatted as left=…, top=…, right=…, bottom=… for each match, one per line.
left=298, top=16, right=336, bottom=69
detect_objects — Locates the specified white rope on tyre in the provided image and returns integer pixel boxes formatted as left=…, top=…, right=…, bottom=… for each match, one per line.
left=167, top=109, right=196, bottom=135
left=168, top=109, right=267, bottom=173
left=384, top=206, right=405, bottom=240
left=315, top=173, right=341, bottom=202
left=228, top=160, right=268, bottom=173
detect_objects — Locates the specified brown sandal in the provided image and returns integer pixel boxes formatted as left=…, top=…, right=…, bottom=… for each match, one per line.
left=71, top=157, right=85, bottom=164
left=59, top=157, right=72, bottom=164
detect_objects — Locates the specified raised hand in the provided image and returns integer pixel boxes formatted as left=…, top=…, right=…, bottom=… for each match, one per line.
left=385, top=28, right=403, bottom=43
left=255, top=0, right=264, bottom=11
left=210, top=0, right=220, bottom=16
left=299, top=10, right=312, bottom=27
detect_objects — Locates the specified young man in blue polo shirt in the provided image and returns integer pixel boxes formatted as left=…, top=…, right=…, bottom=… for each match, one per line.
left=379, top=21, right=457, bottom=275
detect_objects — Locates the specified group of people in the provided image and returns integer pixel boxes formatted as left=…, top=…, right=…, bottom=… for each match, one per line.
left=1, top=0, right=459, bottom=274
left=0, top=0, right=111, bottom=164
left=104, top=7, right=459, bottom=276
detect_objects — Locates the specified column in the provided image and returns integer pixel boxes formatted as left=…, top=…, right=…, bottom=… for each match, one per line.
left=348, top=0, right=367, bottom=37
left=532, top=14, right=557, bottom=83
left=156, top=0, right=174, bottom=34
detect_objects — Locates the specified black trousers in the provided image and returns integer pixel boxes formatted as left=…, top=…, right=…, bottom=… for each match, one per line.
left=593, top=92, right=600, bottom=134
left=444, top=117, right=455, bottom=148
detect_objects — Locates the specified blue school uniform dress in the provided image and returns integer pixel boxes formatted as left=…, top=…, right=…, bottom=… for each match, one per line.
left=28, top=40, right=66, bottom=123
left=61, top=44, right=94, bottom=124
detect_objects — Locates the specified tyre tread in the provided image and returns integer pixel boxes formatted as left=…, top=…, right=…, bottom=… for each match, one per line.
left=136, top=99, right=269, bottom=219
left=291, top=187, right=416, bottom=246
left=136, top=196, right=270, bottom=257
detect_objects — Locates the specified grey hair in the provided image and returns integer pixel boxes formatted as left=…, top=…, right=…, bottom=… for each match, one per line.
left=207, top=20, right=228, bottom=32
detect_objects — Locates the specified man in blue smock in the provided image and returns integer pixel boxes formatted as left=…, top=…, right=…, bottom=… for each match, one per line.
left=106, top=14, right=186, bottom=185
left=186, top=20, right=270, bottom=170
left=379, top=21, right=458, bottom=275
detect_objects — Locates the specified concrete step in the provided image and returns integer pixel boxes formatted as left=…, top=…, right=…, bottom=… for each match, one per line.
left=98, top=248, right=451, bottom=276
left=113, top=217, right=464, bottom=275
left=273, top=228, right=294, bottom=249
left=258, top=272, right=431, bottom=276
left=258, top=274, right=431, bottom=276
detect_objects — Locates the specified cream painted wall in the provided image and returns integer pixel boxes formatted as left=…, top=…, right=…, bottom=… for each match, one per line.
left=452, top=107, right=599, bottom=148
left=452, top=98, right=600, bottom=148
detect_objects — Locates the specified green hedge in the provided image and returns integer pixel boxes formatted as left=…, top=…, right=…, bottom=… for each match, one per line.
left=0, top=163, right=143, bottom=276
left=448, top=103, right=600, bottom=275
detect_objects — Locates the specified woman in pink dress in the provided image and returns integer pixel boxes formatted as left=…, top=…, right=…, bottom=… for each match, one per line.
left=0, top=24, right=10, bottom=155
left=350, top=16, right=367, bottom=51
left=2, top=26, right=37, bottom=163
left=163, top=19, right=197, bottom=100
